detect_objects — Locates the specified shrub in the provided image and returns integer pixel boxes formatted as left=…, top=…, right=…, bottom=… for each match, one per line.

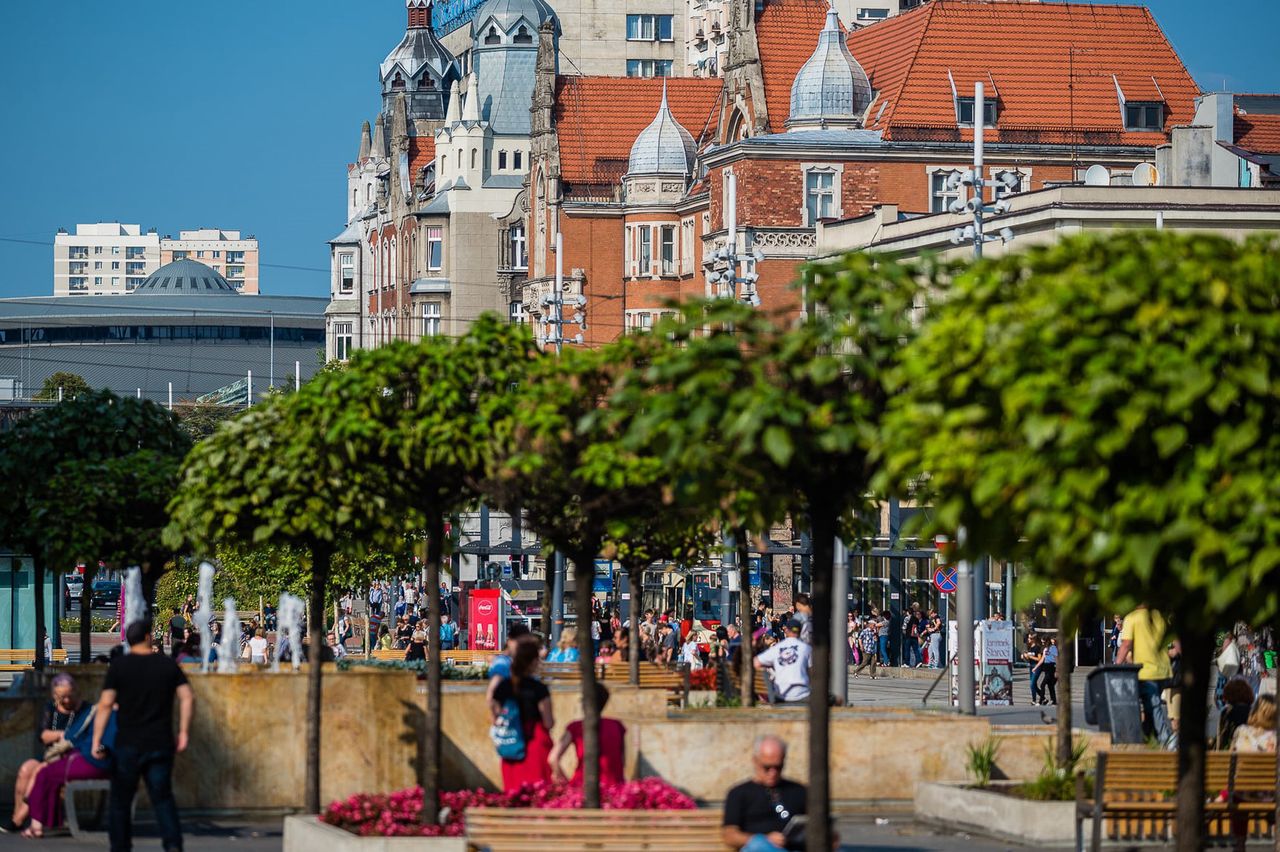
left=965, top=738, right=1000, bottom=787
left=1018, top=737, right=1090, bottom=802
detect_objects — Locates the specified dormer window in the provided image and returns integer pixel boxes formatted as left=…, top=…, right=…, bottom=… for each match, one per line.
left=514, top=25, right=533, bottom=44
left=485, top=26, right=501, bottom=44
left=957, top=97, right=997, bottom=128
left=392, top=72, right=406, bottom=91
left=1124, top=102, right=1163, bottom=131
left=419, top=75, right=435, bottom=90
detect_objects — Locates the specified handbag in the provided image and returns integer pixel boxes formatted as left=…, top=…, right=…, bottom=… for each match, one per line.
left=1216, top=640, right=1240, bottom=678
left=489, top=697, right=526, bottom=761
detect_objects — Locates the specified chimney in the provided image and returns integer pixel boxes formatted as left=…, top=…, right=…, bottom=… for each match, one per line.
left=408, top=0, right=430, bottom=29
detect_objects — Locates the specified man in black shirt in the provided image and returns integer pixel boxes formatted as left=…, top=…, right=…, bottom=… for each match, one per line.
left=722, top=735, right=806, bottom=851
left=92, top=619, right=194, bottom=852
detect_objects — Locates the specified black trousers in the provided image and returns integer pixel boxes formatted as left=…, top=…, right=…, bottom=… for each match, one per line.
left=1036, top=664, right=1057, bottom=704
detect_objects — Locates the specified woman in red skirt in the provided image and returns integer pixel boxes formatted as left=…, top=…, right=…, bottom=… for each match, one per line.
left=490, top=635, right=554, bottom=792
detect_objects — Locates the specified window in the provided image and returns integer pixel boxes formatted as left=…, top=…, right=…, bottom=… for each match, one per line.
left=626, top=59, right=673, bottom=78
left=94, top=277, right=102, bottom=285
left=626, top=14, right=674, bottom=41
left=1124, top=102, right=1163, bottom=131
left=111, top=261, right=120, bottom=270
left=681, top=217, right=695, bottom=275
left=213, top=251, right=221, bottom=258
left=127, top=262, right=146, bottom=274
left=335, top=322, right=353, bottom=361
left=126, top=277, right=143, bottom=290
left=426, top=227, right=443, bottom=271
left=126, top=247, right=145, bottom=259
left=340, top=252, right=355, bottom=293
left=513, top=25, right=533, bottom=43
left=485, top=25, right=501, bottom=44
left=638, top=227, right=652, bottom=274
left=930, top=169, right=965, bottom=213
left=197, top=250, right=205, bottom=258
left=856, top=7, right=889, bottom=19
left=94, top=246, right=103, bottom=254
left=111, top=277, right=120, bottom=287
left=805, top=170, right=836, bottom=224
left=498, top=150, right=508, bottom=170
left=471, top=148, right=477, bottom=169
left=173, top=251, right=188, bottom=260
left=660, top=225, right=676, bottom=274
left=957, top=97, right=997, bottom=127
left=514, top=150, right=523, bottom=170
left=509, top=300, right=527, bottom=324
left=423, top=301, right=442, bottom=337
left=509, top=224, right=527, bottom=270
left=392, top=72, right=405, bottom=90
left=111, top=246, right=120, bottom=255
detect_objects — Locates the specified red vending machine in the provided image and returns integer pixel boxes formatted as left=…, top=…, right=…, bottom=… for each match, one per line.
left=468, top=588, right=505, bottom=651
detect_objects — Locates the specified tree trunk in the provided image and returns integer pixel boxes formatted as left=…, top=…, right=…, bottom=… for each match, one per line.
left=79, top=563, right=96, bottom=663
left=304, top=545, right=331, bottom=814
left=1056, top=610, right=1075, bottom=769
left=422, top=517, right=445, bottom=824
left=628, top=567, right=640, bottom=687
left=1174, top=625, right=1212, bottom=852
left=806, top=512, right=835, bottom=852
left=572, top=550, right=601, bottom=809
left=32, top=554, right=46, bottom=672
left=737, top=531, right=753, bottom=707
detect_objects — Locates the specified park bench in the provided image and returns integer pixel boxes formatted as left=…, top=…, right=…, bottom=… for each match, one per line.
left=367, top=648, right=493, bottom=666
left=466, top=806, right=727, bottom=851
left=539, top=661, right=690, bottom=707
left=1076, top=750, right=1276, bottom=851
left=0, top=649, right=69, bottom=671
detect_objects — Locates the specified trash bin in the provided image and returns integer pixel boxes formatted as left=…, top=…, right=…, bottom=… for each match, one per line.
left=1084, top=664, right=1144, bottom=744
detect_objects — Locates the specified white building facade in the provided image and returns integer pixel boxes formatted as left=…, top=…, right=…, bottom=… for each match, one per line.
left=53, top=223, right=160, bottom=296
left=160, top=229, right=260, bottom=294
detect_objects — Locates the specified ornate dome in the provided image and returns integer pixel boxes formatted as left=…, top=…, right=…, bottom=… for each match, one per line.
left=788, top=7, right=872, bottom=130
left=132, top=259, right=239, bottom=295
left=470, top=0, right=560, bottom=41
left=381, top=0, right=457, bottom=118
left=627, top=83, right=697, bottom=177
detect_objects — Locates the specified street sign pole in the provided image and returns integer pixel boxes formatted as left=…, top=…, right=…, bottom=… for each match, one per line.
left=956, top=527, right=976, bottom=715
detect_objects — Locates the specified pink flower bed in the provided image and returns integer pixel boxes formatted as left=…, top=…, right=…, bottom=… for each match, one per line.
left=321, top=778, right=697, bottom=837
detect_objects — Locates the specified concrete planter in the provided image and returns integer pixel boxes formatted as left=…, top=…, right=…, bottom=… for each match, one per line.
left=283, top=815, right=466, bottom=852
left=914, top=781, right=1076, bottom=847
left=686, top=689, right=718, bottom=707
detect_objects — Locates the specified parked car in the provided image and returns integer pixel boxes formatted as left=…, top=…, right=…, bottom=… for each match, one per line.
left=65, top=574, right=84, bottom=608
left=91, top=580, right=121, bottom=609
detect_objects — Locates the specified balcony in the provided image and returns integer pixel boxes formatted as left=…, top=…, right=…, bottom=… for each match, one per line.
left=68, top=249, right=89, bottom=260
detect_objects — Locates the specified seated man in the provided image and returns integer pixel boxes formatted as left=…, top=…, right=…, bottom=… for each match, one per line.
left=722, top=735, right=806, bottom=851
left=753, top=620, right=811, bottom=704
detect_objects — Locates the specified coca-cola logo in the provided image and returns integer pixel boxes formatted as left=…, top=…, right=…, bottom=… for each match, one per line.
left=478, top=600, right=494, bottom=615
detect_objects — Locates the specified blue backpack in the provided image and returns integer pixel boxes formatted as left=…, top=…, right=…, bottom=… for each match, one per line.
left=489, top=697, right=526, bottom=761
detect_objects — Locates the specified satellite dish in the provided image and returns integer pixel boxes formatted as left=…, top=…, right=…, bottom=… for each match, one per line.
left=1132, top=162, right=1159, bottom=186
left=1083, top=164, right=1110, bottom=186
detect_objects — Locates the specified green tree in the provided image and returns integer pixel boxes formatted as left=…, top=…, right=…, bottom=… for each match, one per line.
left=482, top=338, right=697, bottom=809
left=879, top=231, right=1280, bottom=852
left=34, top=371, right=91, bottom=401
left=172, top=401, right=243, bottom=441
left=165, top=385, right=396, bottom=813
left=316, top=314, right=536, bottom=818
left=613, top=250, right=931, bottom=851
left=0, top=390, right=190, bottom=666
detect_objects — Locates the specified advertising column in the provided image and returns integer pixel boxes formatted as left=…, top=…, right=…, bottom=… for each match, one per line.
left=468, top=588, right=504, bottom=652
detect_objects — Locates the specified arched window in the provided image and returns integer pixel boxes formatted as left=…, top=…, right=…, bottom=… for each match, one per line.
left=353, top=188, right=358, bottom=207
left=441, top=154, right=447, bottom=174
left=514, top=25, right=533, bottom=43
left=514, top=150, right=523, bottom=170
left=391, top=72, right=405, bottom=91
left=419, top=74, right=435, bottom=90
left=485, top=25, right=501, bottom=44
left=471, top=148, right=478, bottom=169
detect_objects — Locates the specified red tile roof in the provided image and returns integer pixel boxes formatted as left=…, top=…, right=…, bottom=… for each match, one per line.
left=409, top=136, right=435, bottom=178
left=554, top=76, right=723, bottom=186
left=849, top=1, right=1201, bottom=146
left=1235, top=113, right=1280, bottom=155
left=755, top=0, right=832, bottom=132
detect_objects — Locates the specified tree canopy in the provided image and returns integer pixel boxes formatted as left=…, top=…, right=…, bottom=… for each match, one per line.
left=34, top=371, right=91, bottom=401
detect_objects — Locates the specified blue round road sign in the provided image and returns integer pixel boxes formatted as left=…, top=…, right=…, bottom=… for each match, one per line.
left=933, top=566, right=958, bottom=594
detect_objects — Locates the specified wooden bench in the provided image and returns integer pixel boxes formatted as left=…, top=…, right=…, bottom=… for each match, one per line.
left=0, top=649, right=69, bottom=671
left=367, top=648, right=494, bottom=666
left=539, top=662, right=690, bottom=707
left=1077, top=750, right=1275, bottom=851
left=465, top=807, right=727, bottom=851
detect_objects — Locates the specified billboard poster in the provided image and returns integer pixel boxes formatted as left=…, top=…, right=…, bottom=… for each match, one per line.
left=468, top=589, right=503, bottom=652
left=978, top=620, right=1015, bottom=705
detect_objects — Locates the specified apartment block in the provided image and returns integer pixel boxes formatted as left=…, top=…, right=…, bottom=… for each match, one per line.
left=160, top=229, right=260, bottom=294
left=53, top=223, right=160, bottom=296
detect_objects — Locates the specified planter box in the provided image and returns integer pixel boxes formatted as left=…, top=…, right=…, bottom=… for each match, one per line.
left=914, top=781, right=1076, bottom=847
left=283, top=815, right=466, bottom=852
left=686, top=690, right=718, bottom=707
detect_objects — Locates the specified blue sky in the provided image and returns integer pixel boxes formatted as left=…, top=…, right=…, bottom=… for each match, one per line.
left=0, top=0, right=1276, bottom=299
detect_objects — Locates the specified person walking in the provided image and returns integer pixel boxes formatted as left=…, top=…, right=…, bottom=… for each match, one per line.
left=902, top=603, right=922, bottom=668
left=439, top=613, right=458, bottom=651
left=851, top=619, right=879, bottom=680
left=873, top=609, right=891, bottom=669
left=489, top=636, right=554, bottom=792
left=1022, top=633, right=1043, bottom=705
left=753, top=621, right=811, bottom=705
left=92, top=619, right=194, bottom=852
left=1035, top=637, right=1058, bottom=705
left=1115, top=604, right=1174, bottom=745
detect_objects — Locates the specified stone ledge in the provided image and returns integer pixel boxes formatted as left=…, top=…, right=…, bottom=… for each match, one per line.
left=914, top=781, right=1076, bottom=847
left=282, top=815, right=466, bottom=852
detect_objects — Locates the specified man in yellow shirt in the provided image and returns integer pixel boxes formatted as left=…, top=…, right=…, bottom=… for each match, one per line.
left=1115, top=605, right=1173, bottom=745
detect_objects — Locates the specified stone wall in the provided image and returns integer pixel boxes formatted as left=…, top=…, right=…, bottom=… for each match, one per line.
left=1, top=666, right=1106, bottom=812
